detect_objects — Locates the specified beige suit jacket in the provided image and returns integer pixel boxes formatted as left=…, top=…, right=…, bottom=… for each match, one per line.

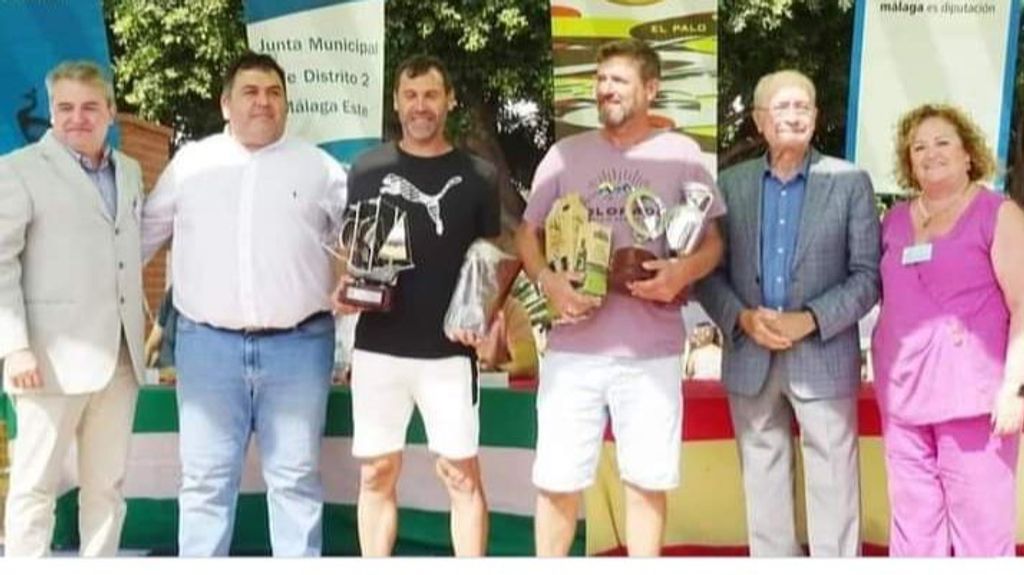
left=0, top=130, right=145, bottom=394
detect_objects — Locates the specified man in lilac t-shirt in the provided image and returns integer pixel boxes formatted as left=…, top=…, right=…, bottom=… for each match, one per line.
left=514, top=39, right=725, bottom=557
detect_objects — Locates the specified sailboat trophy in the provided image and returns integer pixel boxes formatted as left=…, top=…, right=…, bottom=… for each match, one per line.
left=336, top=197, right=414, bottom=312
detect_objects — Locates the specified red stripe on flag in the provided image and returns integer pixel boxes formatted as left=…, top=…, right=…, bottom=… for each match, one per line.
left=508, top=377, right=883, bottom=441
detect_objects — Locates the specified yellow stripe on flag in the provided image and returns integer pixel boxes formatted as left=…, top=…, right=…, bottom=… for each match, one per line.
left=585, top=437, right=893, bottom=555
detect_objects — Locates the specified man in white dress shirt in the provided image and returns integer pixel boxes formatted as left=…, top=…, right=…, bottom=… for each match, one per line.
left=142, top=52, right=348, bottom=557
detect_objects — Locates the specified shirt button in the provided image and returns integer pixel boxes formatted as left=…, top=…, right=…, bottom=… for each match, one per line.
left=118, top=262, right=125, bottom=270
left=779, top=219, right=786, bottom=225
left=776, top=276, right=783, bottom=283
left=119, top=296, right=125, bottom=305
left=777, top=248, right=784, bottom=254
left=114, top=227, right=120, bottom=236
left=781, top=190, right=788, bottom=197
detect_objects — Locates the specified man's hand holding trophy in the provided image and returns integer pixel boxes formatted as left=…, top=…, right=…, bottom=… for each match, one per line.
left=540, top=193, right=609, bottom=324
left=612, top=181, right=716, bottom=304
left=443, top=239, right=521, bottom=368
left=331, top=197, right=414, bottom=314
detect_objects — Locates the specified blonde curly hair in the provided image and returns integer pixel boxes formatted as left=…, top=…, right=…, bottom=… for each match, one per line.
left=894, top=103, right=995, bottom=191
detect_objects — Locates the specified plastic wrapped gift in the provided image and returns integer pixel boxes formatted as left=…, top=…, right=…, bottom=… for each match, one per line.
left=443, top=240, right=521, bottom=342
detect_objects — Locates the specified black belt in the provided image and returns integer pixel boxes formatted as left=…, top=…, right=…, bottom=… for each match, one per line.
left=208, top=311, right=332, bottom=336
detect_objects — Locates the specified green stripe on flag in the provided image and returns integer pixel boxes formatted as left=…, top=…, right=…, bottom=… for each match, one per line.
left=39, top=386, right=542, bottom=449
left=53, top=490, right=582, bottom=556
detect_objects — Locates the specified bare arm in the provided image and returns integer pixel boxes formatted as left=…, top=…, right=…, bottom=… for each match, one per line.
left=141, top=161, right=178, bottom=264
left=514, top=220, right=599, bottom=320
left=991, top=200, right=1024, bottom=434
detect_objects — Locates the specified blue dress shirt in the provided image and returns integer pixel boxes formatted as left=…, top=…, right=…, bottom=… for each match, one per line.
left=760, top=154, right=810, bottom=310
left=70, top=146, right=117, bottom=219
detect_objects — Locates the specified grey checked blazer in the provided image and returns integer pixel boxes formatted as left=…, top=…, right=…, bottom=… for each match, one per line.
left=694, top=150, right=880, bottom=399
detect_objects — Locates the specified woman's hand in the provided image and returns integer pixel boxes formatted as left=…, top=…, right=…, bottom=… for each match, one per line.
left=991, top=383, right=1024, bottom=436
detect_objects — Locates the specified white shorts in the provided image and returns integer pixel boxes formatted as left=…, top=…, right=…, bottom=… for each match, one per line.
left=532, top=351, right=683, bottom=492
left=350, top=349, right=479, bottom=460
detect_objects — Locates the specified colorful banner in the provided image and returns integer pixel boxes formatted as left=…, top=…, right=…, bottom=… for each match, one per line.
left=243, top=0, right=384, bottom=164
left=549, top=0, right=717, bottom=163
left=846, top=0, right=1021, bottom=194
left=17, top=387, right=584, bottom=556
left=0, top=0, right=114, bottom=154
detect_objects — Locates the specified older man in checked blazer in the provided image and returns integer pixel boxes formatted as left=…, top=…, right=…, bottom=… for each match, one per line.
left=694, top=70, right=880, bottom=556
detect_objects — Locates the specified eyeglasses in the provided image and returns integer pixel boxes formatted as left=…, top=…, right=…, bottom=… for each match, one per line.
left=758, top=101, right=815, bottom=117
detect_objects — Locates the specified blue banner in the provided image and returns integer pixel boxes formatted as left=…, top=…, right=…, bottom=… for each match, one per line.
left=0, top=0, right=113, bottom=154
left=244, top=0, right=384, bottom=165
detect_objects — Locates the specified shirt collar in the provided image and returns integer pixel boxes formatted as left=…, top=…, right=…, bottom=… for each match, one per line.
left=224, top=125, right=288, bottom=155
left=65, top=144, right=112, bottom=173
left=760, top=149, right=812, bottom=183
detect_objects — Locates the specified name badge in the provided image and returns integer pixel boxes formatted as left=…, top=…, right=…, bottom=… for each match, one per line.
left=901, top=243, right=933, bottom=266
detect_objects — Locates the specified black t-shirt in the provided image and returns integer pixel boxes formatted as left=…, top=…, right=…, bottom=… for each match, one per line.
left=348, top=142, right=501, bottom=358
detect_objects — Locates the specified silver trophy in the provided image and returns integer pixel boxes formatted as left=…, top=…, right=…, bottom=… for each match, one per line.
left=665, top=181, right=715, bottom=255
left=609, top=187, right=666, bottom=293
left=336, top=197, right=414, bottom=312
left=609, top=182, right=715, bottom=301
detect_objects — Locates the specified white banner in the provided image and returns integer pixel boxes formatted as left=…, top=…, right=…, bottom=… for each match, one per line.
left=847, top=0, right=1021, bottom=194
left=245, top=0, right=384, bottom=163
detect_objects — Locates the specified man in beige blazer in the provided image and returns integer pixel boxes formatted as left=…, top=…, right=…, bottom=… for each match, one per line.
left=0, top=60, right=146, bottom=557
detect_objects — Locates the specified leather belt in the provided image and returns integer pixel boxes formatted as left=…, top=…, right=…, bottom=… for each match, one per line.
left=207, top=311, right=332, bottom=336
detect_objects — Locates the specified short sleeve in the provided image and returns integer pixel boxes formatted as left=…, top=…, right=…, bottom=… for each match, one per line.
left=522, top=144, right=565, bottom=227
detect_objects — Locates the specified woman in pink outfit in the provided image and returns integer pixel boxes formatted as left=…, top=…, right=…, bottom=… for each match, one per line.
left=872, top=104, right=1024, bottom=556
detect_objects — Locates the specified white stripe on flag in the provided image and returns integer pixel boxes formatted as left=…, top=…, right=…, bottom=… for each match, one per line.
left=120, top=434, right=538, bottom=517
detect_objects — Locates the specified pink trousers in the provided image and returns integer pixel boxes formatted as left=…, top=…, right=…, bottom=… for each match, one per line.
left=882, top=414, right=1019, bottom=556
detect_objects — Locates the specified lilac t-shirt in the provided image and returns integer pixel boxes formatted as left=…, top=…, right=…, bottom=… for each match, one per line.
left=523, top=129, right=726, bottom=358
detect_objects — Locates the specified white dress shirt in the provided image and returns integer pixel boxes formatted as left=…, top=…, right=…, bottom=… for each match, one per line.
left=142, top=132, right=348, bottom=330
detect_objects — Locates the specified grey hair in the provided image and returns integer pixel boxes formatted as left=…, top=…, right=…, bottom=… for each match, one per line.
left=45, top=60, right=115, bottom=107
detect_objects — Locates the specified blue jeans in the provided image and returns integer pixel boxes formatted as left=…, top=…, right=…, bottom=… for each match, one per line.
left=174, top=312, right=335, bottom=557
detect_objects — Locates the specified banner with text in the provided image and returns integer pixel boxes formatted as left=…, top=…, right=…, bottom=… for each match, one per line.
left=549, top=0, right=717, bottom=164
left=244, top=0, right=384, bottom=164
left=0, top=0, right=113, bottom=154
left=847, top=0, right=1021, bottom=194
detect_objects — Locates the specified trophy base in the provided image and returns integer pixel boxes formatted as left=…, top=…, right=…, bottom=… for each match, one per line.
left=609, top=247, right=688, bottom=305
left=338, top=282, right=393, bottom=312
left=609, top=247, right=656, bottom=294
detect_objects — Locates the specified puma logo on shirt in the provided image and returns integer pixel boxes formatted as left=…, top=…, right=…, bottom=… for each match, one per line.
left=380, top=173, right=462, bottom=236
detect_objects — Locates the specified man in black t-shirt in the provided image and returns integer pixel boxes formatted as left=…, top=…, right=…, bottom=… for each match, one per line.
left=334, top=55, right=500, bottom=557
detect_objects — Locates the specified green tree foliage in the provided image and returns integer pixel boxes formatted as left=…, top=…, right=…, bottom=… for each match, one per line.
left=382, top=0, right=553, bottom=216
left=103, top=0, right=1023, bottom=206
left=719, top=0, right=855, bottom=168
left=1011, top=25, right=1024, bottom=203
left=104, top=0, right=248, bottom=141
left=720, top=0, right=1022, bottom=205
left=105, top=0, right=552, bottom=222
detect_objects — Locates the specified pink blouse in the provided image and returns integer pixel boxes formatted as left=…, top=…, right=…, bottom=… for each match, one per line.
left=872, top=189, right=1009, bottom=425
